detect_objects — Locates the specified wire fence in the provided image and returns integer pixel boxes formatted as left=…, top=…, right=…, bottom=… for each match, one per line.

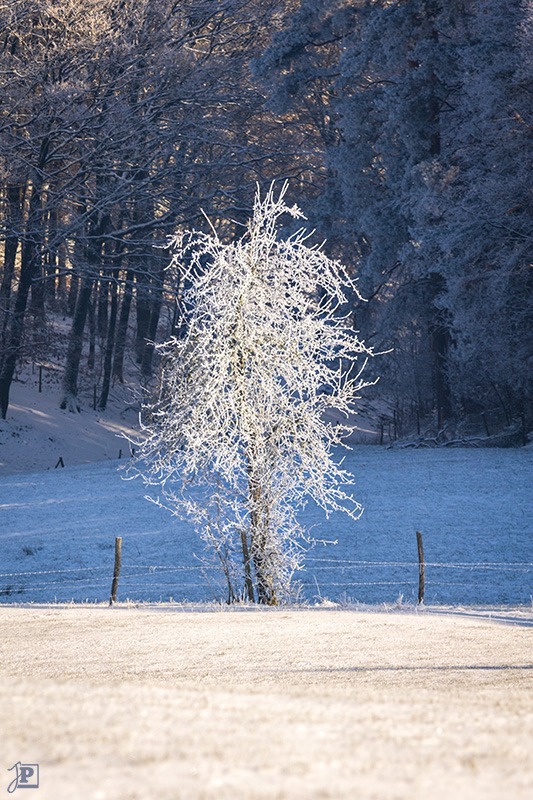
left=1, top=558, right=531, bottom=605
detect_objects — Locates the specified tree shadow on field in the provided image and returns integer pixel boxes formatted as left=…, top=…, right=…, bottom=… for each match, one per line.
left=291, top=664, right=533, bottom=674
left=420, top=610, right=533, bottom=628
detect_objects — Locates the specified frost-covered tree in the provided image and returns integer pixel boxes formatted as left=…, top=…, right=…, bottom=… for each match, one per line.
left=257, top=0, right=532, bottom=437
left=255, top=0, right=460, bottom=428
left=133, top=185, right=374, bottom=604
left=425, top=0, right=533, bottom=428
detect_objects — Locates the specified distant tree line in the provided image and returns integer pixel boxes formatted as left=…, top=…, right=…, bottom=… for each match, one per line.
left=0, top=0, right=531, bottom=441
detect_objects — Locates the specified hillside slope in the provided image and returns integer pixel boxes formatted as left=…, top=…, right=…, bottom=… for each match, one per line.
left=0, top=365, right=141, bottom=476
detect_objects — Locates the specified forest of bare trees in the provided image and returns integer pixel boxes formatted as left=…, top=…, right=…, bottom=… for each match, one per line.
left=1, top=0, right=531, bottom=443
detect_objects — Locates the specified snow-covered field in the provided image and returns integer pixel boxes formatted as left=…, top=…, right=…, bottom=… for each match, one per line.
left=1, top=606, right=532, bottom=800
left=1, top=447, right=531, bottom=605
left=1, top=382, right=532, bottom=799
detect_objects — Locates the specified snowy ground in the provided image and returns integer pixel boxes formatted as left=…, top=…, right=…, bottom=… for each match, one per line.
left=2, top=365, right=530, bottom=605
left=1, top=447, right=531, bottom=606
left=0, top=360, right=141, bottom=476
left=1, top=369, right=532, bottom=798
left=1, top=606, right=532, bottom=800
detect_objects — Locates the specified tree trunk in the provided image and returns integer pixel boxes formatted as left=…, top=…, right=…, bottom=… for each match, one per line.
left=0, top=240, right=35, bottom=418
left=29, top=228, right=46, bottom=328
left=97, top=274, right=109, bottom=341
left=0, top=185, right=24, bottom=371
left=44, top=204, right=62, bottom=306
left=0, top=180, right=43, bottom=419
left=67, top=203, right=87, bottom=316
left=425, top=4, right=452, bottom=426
left=240, top=528, right=255, bottom=602
left=57, top=240, right=67, bottom=305
left=248, top=473, right=277, bottom=605
left=60, top=275, right=94, bottom=411
left=140, top=286, right=163, bottom=379
left=87, top=296, right=96, bottom=372
left=98, top=271, right=119, bottom=410
left=112, top=269, right=134, bottom=382
left=61, top=188, right=111, bottom=410
left=67, top=267, right=79, bottom=315
left=135, top=274, right=151, bottom=363
left=428, top=273, right=452, bottom=428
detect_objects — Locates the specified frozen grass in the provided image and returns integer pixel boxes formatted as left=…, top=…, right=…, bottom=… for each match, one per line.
left=1, top=403, right=531, bottom=797
left=1, top=605, right=532, bottom=799
left=1, top=446, right=531, bottom=605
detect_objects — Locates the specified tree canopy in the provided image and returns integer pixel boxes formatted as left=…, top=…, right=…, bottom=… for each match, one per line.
left=1, top=0, right=531, bottom=442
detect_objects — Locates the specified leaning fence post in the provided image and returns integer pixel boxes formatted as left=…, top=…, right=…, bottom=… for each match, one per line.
left=416, top=530, right=425, bottom=604
left=109, top=536, right=122, bottom=605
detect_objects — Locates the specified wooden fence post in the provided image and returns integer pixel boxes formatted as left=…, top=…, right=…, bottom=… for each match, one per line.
left=416, top=530, right=425, bottom=604
left=109, top=536, right=122, bottom=605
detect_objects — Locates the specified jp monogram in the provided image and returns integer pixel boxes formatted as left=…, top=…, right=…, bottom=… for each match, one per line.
left=7, top=763, right=39, bottom=793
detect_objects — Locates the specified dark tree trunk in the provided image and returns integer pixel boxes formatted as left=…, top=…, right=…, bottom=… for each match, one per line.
left=29, top=279, right=46, bottom=340
left=57, top=240, right=67, bottom=305
left=98, top=271, right=119, bottom=410
left=139, top=248, right=166, bottom=378
left=0, top=241, right=34, bottom=418
left=44, top=205, right=59, bottom=305
left=428, top=272, right=452, bottom=427
left=240, top=529, right=255, bottom=602
left=87, top=296, right=96, bottom=372
left=0, top=180, right=43, bottom=419
left=112, top=269, right=134, bottom=383
left=251, top=526, right=277, bottom=605
left=135, top=274, right=151, bottom=363
left=423, top=5, right=452, bottom=426
left=0, top=185, right=24, bottom=371
left=67, top=203, right=87, bottom=315
left=97, top=275, right=109, bottom=341
left=140, top=289, right=162, bottom=379
left=60, top=275, right=94, bottom=411
left=67, top=268, right=79, bottom=315
left=29, top=231, right=46, bottom=327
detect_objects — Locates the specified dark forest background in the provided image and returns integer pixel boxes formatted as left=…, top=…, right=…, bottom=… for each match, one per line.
left=0, top=0, right=531, bottom=443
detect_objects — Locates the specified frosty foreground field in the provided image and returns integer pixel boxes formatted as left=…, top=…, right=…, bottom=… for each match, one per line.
left=1, top=607, right=532, bottom=799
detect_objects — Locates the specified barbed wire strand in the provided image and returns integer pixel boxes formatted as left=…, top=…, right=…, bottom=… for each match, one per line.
left=1, top=560, right=531, bottom=579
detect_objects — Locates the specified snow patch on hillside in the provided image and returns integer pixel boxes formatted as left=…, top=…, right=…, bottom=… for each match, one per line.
left=0, top=366, right=141, bottom=475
